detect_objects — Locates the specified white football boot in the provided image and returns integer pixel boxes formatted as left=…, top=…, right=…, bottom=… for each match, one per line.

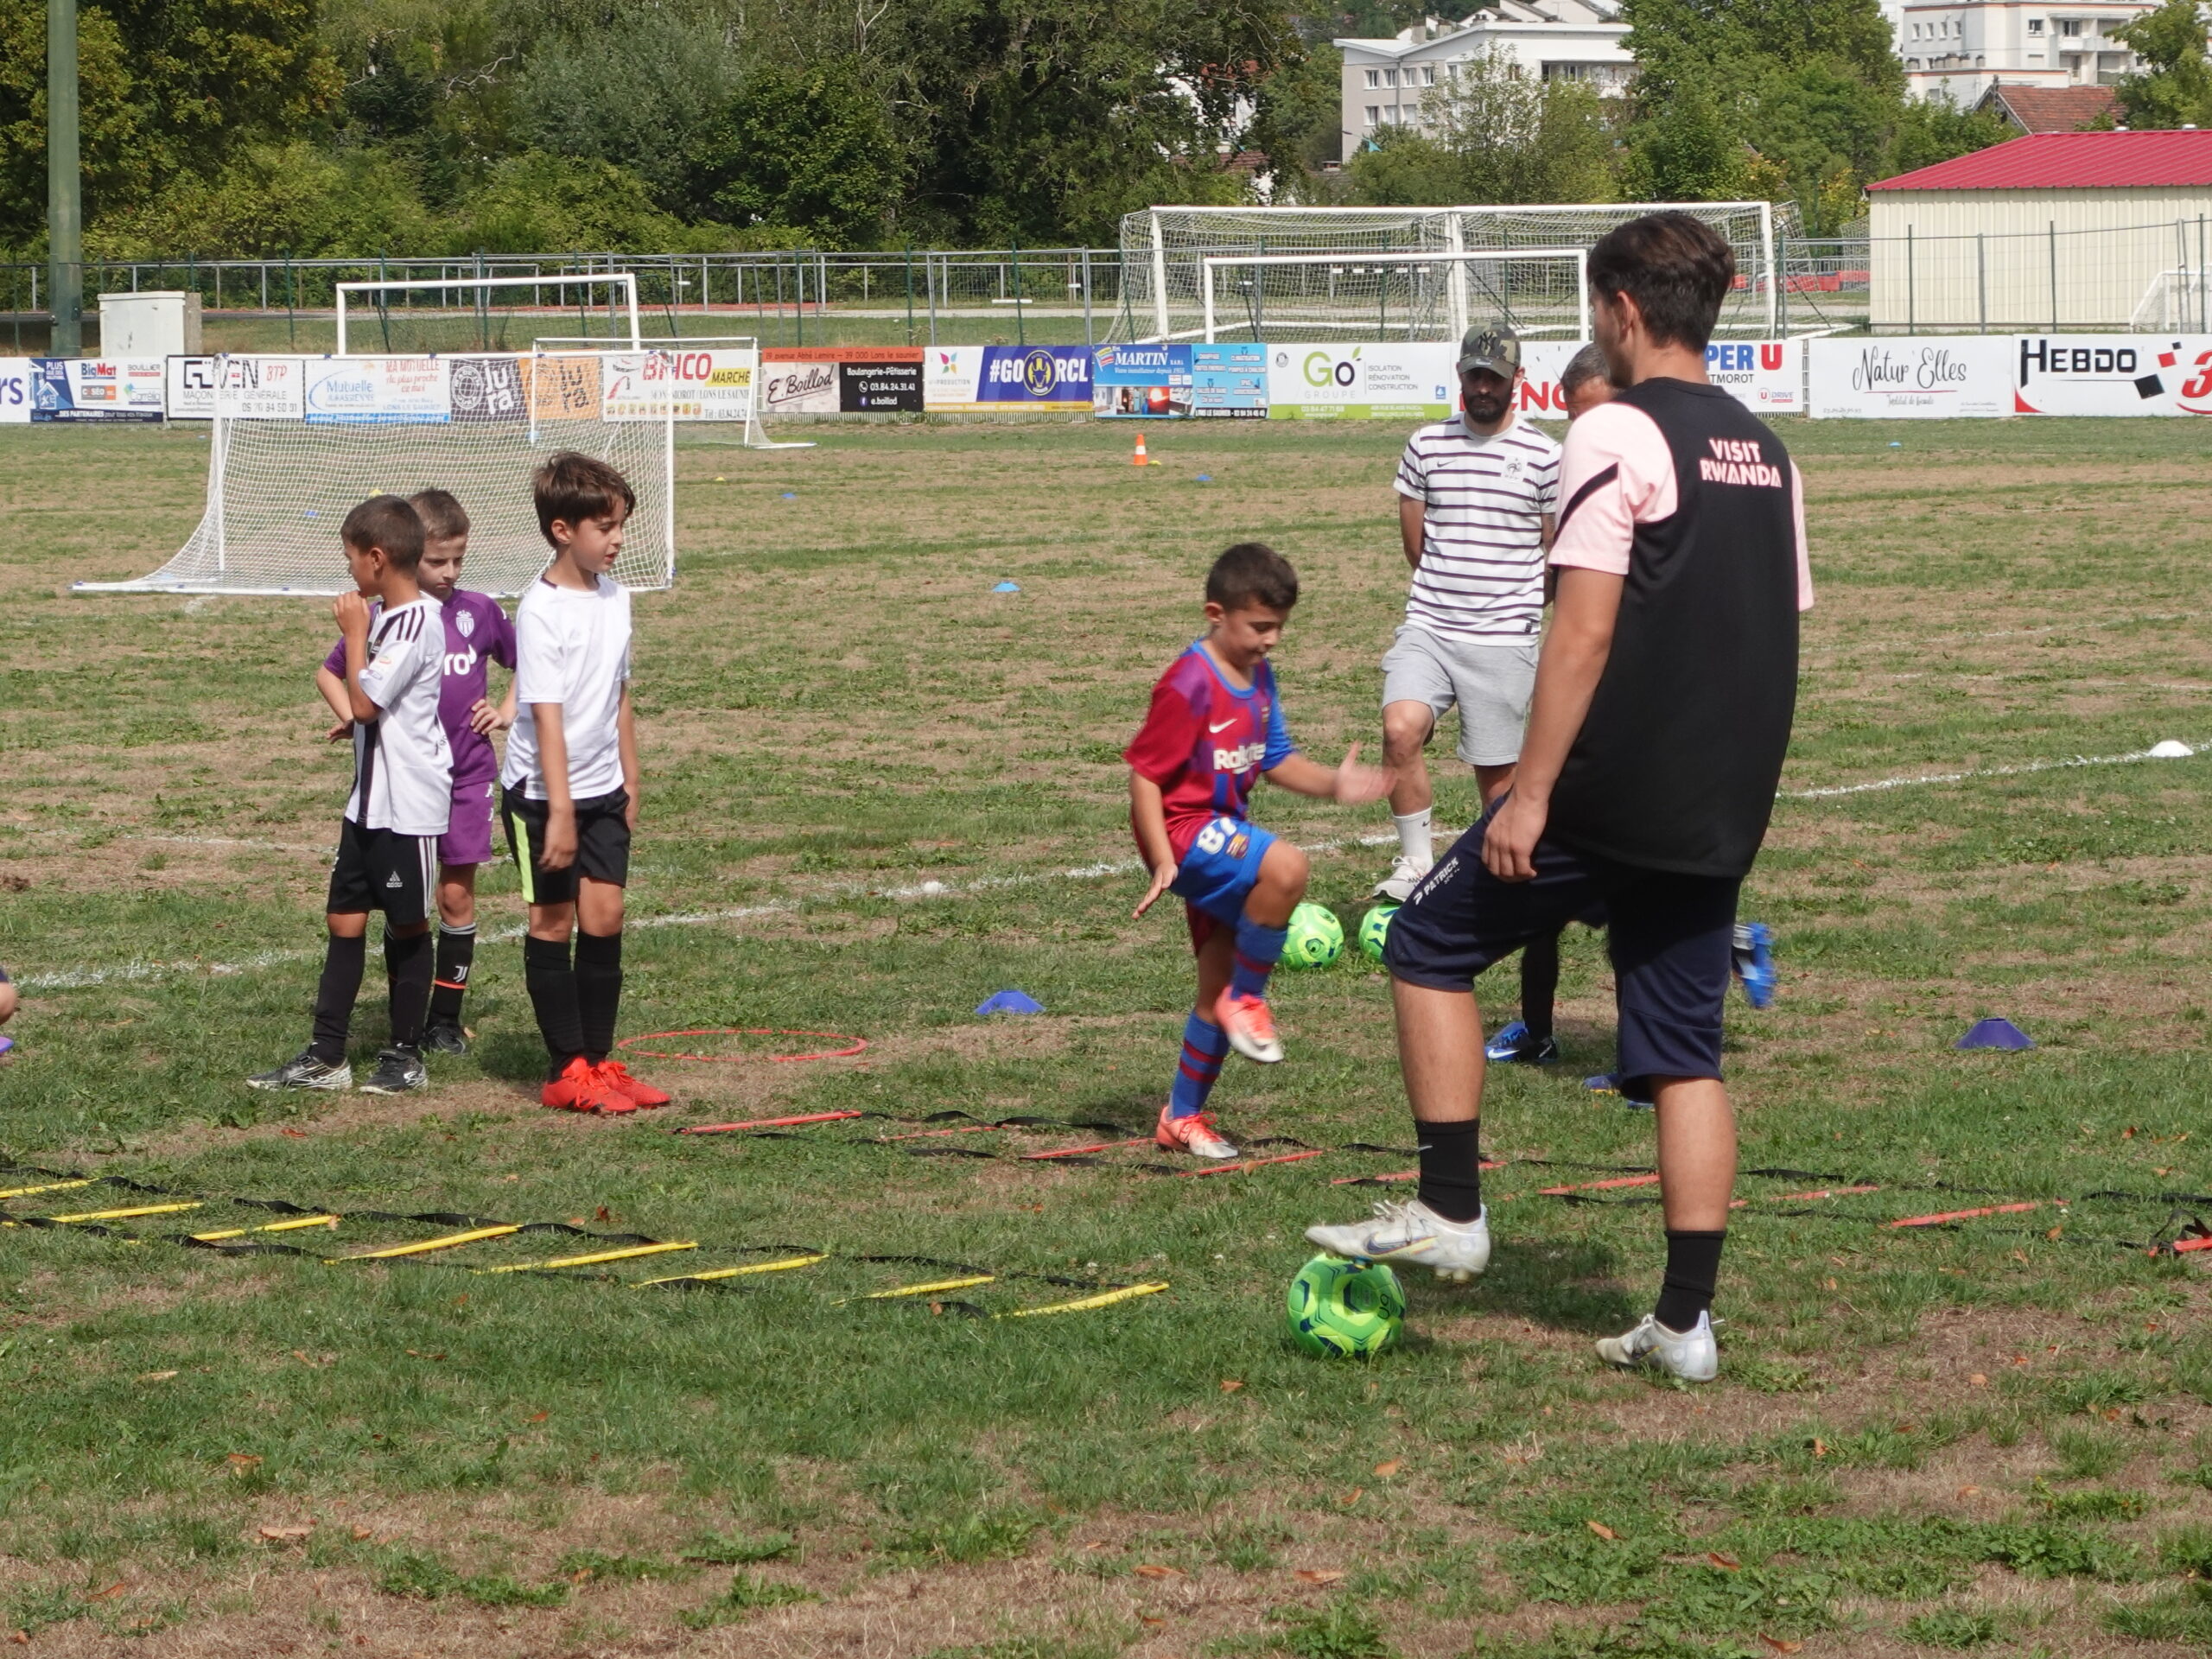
left=1372, top=855, right=1432, bottom=904
left=1304, top=1198, right=1491, bottom=1282
left=1595, top=1311, right=1719, bottom=1383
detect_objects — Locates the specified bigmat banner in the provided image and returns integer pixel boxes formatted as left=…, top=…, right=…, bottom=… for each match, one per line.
left=32, top=358, right=166, bottom=422
left=1808, top=337, right=2014, bottom=418
left=926, top=345, right=1091, bottom=411
left=0, top=359, right=33, bottom=423
left=2010, top=335, right=2212, bottom=416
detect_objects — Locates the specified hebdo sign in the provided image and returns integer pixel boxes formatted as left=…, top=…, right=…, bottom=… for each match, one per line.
left=2012, top=335, right=2212, bottom=416
left=1808, top=336, right=2013, bottom=418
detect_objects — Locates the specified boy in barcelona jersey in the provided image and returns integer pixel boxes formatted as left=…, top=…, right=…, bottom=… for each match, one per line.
left=1127, top=543, right=1392, bottom=1160
left=500, top=452, right=669, bottom=1116
left=317, top=490, right=514, bottom=1055
left=251, top=496, right=453, bottom=1096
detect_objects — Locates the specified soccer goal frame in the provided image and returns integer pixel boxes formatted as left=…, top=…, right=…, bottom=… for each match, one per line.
left=1198, top=249, right=1590, bottom=345
left=532, top=334, right=816, bottom=450
left=338, top=273, right=643, bottom=354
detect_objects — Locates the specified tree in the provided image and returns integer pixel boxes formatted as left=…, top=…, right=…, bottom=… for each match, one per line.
left=1252, top=39, right=1345, bottom=185
left=686, top=62, right=903, bottom=246
left=2112, top=0, right=2212, bottom=130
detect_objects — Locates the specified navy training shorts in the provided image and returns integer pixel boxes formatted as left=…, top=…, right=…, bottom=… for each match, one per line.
left=1384, top=804, right=1740, bottom=1092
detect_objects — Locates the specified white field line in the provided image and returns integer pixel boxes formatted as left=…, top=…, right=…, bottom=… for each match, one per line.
left=18, top=748, right=2201, bottom=991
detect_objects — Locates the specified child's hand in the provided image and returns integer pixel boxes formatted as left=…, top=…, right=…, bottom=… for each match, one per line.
left=1330, top=742, right=1394, bottom=805
left=325, top=721, right=352, bottom=743
left=1133, top=861, right=1178, bottom=919
left=467, top=697, right=509, bottom=736
left=539, top=809, right=578, bottom=871
left=334, top=592, right=372, bottom=637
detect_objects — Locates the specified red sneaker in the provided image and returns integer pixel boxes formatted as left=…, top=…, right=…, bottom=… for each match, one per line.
left=1214, top=989, right=1285, bottom=1064
left=539, top=1056, right=635, bottom=1115
left=1154, top=1103, right=1239, bottom=1160
left=595, top=1060, right=671, bottom=1109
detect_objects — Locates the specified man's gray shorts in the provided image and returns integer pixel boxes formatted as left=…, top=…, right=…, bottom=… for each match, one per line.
left=1380, top=623, right=1538, bottom=767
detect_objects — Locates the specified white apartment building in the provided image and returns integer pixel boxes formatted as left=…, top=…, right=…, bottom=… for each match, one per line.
left=1893, top=0, right=2155, bottom=105
left=1338, top=2, right=1631, bottom=156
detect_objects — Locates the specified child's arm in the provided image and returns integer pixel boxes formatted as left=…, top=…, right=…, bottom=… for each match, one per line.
left=535, top=703, right=575, bottom=870
left=334, top=594, right=378, bottom=723
left=1265, top=743, right=1393, bottom=804
left=1129, top=772, right=1179, bottom=918
left=315, top=664, right=353, bottom=741
left=617, top=683, right=640, bottom=832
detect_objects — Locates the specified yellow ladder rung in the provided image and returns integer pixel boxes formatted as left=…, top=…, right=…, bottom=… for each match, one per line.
left=192, top=1216, right=340, bottom=1243
left=480, top=1241, right=696, bottom=1274
left=44, top=1203, right=202, bottom=1224
left=998, top=1282, right=1169, bottom=1319
left=859, top=1274, right=995, bottom=1300
left=0, top=1179, right=96, bottom=1201
left=634, top=1253, right=826, bottom=1287
left=334, top=1224, right=520, bottom=1262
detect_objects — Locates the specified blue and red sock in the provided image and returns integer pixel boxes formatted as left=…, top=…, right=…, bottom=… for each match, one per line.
left=1168, top=1014, right=1231, bottom=1119
left=1229, top=916, right=1288, bottom=1002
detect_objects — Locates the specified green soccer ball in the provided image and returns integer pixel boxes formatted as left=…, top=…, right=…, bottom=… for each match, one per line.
left=1358, top=904, right=1399, bottom=963
left=1282, top=901, right=1344, bottom=969
left=1286, top=1253, right=1406, bottom=1358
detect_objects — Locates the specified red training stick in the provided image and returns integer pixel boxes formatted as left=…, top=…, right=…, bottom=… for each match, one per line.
left=677, top=1110, right=868, bottom=1136
left=1021, top=1137, right=1154, bottom=1161
left=1888, top=1201, right=2040, bottom=1228
left=1175, top=1149, right=1328, bottom=1179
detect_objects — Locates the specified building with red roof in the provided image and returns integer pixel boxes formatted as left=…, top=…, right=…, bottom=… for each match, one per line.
left=1866, top=130, right=2212, bottom=329
left=1974, top=82, right=2120, bottom=135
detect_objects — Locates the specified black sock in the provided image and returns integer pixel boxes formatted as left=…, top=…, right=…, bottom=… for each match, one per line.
left=1414, top=1116, right=1484, bottom=1223
left=385, top=929, right=433, bottom=1050
left=575, top=931, right=624, bottom=1063
left=524, top=935, right=584, bottom=1077
left=308, top=931, right=368, bottom=1065
left=1521, top=929, right=1560, bottom=1040
left=1655, top=1230, right=1726, bottom=1332
left=429, top=923, right=476, bottom=1027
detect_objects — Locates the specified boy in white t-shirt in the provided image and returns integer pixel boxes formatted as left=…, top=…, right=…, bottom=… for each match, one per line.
left=500, top=453, right=669, bottom=1115
left=250, top=496, right=452, bottom=1096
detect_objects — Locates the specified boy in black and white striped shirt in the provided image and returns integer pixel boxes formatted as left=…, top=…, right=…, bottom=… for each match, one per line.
left=1374, top=323, right=1560, bottom=900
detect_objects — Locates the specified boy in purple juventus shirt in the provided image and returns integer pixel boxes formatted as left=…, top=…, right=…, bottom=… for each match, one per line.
left=319, top=489, right=514, bottom=1053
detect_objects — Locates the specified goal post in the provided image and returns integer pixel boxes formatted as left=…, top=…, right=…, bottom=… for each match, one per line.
left=1127, top=203, right=1787, bottom=341
left=1198, top=249, right=1590, bottom=345
left=74, top=349, right=677, bottom=598
left=337, top=273, right=643, bottom=355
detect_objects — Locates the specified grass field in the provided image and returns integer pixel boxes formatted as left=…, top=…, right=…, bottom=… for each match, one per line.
left=3, top=412, right=2212, bottom=1658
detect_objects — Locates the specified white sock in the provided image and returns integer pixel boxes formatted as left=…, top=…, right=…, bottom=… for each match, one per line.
left=1394, top=809, right=1433, bottom=867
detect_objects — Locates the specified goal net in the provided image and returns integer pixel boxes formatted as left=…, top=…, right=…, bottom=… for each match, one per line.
left=339, top=273, right=641, bottom=356
left=77, top=351, right=676, bottom=598
left=1119, top=204, right=1794, bottom=342
left=1198, top=249, right=1588, bottom=343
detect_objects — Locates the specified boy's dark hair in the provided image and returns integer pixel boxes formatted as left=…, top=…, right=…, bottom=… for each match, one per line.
left=1560, top=342, right=1611, bottom=393
left=532, top=451, right=636, bottom=543
left=340, top=494, right=425, bottom=571
left=1586, top=213, right=1735, bottom=353
left=1206, top=543, right=1299, bottom=612
left=409, top=488, right=470, bottom=543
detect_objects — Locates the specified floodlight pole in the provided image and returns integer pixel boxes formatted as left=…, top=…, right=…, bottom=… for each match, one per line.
left=47, top=0, right=82, bottom=357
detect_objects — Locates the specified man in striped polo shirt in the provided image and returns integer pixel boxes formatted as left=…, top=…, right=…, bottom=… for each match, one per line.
left=1374, top=322, right=1560, bottom=902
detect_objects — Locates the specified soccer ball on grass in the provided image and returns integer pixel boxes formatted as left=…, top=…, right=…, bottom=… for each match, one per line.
left=1286, top=1253, right=1406, bottom=1358
left=1357, top=904, right=1398, bottom=963
left=1282, top=902, right=1344, bottom=969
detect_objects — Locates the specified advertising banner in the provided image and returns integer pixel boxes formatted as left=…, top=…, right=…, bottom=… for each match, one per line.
left=33, top=358, right=166, bottom=422
left=1808, top=337, right=2014, bottom=418
left=166, top=355, right=218, bottom=419
left=840, top=353, right=922, bottom=413
left=1511, top=341, right=1585, bottom=422
left=926, top=345, right=1091, bottom=412
left=2011, top=334, right=2212, bottom=416
left=448, top=356, right=526, bottom=422
left=601, top=351, right=686, bottom=420
left=1191, top=343, right=1268, bottom=418
left=761, top=347, right=924, bottom=415
left=760, top=350, right=842, bottom=416
left=0, top=359, right=33, bottom=423
left=1092, top=343, right=1192, bottom=417
left=1267, top=343, right=1457, bottom=420
left=524, top=355, right=601, bottom=423
left=216, top=355, right=306, bottom=419
left=1703, top=339, right=1802, bottom=415
left=304, top=357, right=451, bottom=423
left=702, top=350, right=758, bottom=421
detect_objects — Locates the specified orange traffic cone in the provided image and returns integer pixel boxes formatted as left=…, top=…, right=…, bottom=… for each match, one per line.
left=1132, top=432, right=1150, bottom=466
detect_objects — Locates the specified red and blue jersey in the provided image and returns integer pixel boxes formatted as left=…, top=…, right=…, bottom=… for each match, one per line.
left=1124, top=641, right=1297, bottom=860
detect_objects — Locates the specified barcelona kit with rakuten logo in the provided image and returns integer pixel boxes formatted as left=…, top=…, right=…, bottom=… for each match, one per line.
left=1124, top=641, right=1298, bottom=947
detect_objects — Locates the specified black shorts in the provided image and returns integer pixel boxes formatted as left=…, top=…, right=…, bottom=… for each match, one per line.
left=327, top=818, right=438, bottom=924
left=502, top=786, right=631, bottom=907
left=1384, top=805, right=1740, bottom=1091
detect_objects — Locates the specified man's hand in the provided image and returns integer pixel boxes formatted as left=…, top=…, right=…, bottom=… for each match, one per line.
left=325, top=721, right=352, bottom=743
left=1482, top=790, right=1548, bottom=882
left=539, top=808, right=578, bottom=871
left=467, top=697, right=509, bottom=736
left=334, top=592, right=372, bottom=638
left=1133, top=861, right=1178, bottom=919
left=1332, top=742, right=1395, bottom=805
